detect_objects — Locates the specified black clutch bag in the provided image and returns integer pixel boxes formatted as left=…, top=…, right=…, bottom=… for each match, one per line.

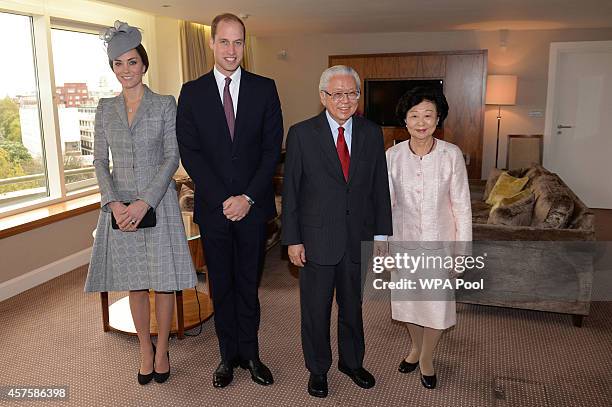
left=111, top=202, right=156, bottom=229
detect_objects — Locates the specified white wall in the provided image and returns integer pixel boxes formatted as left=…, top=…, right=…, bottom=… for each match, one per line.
left=154, top=16, right=183, bottom=99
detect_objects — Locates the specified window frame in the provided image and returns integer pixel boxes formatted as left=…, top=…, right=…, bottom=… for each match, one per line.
left=49, top=24, right=116, bottom=195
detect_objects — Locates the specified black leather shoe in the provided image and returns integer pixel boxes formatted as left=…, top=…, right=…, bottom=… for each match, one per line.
left=338, top=365, right=376, bottom=389
left=153, top=351, right=170, bottom=383
left=137, top=344, right=155, bottom=385
left=398, top=359, right=419, bottom=373
left=308, top=374, right=328, bottom=398
left=420, top=373, right=437, bottom=389
left=213, top=361, right=235, bottom=388
left=240, top=359, right=274, bottom=386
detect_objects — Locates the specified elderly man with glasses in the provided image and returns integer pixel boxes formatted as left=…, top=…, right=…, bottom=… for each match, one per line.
left=281, top=65, right=392, bottom=398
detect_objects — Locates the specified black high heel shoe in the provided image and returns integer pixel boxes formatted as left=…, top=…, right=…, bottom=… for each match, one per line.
left=137, top=344, right=156, bottom=385
left=398, top=358, right=419, bottom=373
left=154, top=350, right=170, bottom=383
left=420, top=373, right=437, bottom=389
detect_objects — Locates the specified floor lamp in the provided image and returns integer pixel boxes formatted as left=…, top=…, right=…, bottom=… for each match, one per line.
left=486, top=75, right=517, bottom=168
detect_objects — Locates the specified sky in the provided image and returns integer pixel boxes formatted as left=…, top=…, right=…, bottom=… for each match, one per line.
left=0, top=12, right=120, bottom=99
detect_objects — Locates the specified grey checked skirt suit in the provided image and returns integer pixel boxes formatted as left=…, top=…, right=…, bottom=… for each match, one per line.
left=85, top=86, right=197, bottom=292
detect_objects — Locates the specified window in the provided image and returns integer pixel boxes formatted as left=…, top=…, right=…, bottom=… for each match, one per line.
left=0, top=4, right=157, bottom=218
left=0, top=13, right=48, bottom=211
left=50, top=28, right=121, bottom=193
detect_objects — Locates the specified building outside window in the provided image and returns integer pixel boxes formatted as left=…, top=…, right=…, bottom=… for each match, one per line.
left=51, top=28, right=121, bottom=193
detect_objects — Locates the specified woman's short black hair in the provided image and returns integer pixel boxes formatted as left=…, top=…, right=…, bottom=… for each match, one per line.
left=395, top=86, right=449, bottom=126
left=108, top=43, right=149, bottom=73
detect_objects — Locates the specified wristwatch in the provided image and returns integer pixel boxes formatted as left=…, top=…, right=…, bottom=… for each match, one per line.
left=242, top=194, right=255, bottom=206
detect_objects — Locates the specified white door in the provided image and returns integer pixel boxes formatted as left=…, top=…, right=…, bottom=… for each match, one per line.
left=543, top=41, right=612, bottom=209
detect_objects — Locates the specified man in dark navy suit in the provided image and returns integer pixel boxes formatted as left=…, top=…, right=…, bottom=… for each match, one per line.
left=281, top=65, right=392, bottom=398
left=177, top=13, right=283, bottom=389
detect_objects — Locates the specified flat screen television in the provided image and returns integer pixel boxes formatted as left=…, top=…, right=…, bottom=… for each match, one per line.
left=364, top=79, right=443, bottom=127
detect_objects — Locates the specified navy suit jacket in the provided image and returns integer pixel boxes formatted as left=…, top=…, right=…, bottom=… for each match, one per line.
left=281, top=111, right=393, bottom=264
left=176, top=70, right=283, bottom=228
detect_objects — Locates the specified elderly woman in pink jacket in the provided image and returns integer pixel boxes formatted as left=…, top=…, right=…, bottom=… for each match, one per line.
left=384, top=86, right=472, bottom=389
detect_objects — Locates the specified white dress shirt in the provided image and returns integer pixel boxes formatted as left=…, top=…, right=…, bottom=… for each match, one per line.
left=325, top=110, right=353, bottom=153
left=213, top=65, right=241, bottom=116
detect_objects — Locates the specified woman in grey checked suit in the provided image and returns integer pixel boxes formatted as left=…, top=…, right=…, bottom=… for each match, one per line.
left=85, top=21, right=196, bottom=385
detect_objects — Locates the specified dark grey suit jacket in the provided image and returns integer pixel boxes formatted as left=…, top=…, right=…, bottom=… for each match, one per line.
left=281, top=111, right=392, bottom=265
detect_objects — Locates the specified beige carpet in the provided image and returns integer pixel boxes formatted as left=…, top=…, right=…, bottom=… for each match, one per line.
left=1, top=244, right=611, bottom=407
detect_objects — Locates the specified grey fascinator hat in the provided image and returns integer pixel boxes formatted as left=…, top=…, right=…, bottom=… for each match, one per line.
left=100, top=20, right=142, bottom=60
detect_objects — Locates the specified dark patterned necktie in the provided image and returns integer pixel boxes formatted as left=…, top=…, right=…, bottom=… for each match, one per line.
left=223, top=77, right=235, bottom=140
left=337, top=126, right=350, bottom=181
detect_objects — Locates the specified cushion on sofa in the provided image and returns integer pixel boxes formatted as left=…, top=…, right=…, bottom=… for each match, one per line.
left=472, top=200, right=492, bottom=224
left=488, top=189, right=535, bottom=226
left=486, top=172, right=529, bottom=206
left=567, top=199, right=594, bottom=230
left=524, top=164, right=550, bottom=180
left=483, top=168, right=526, bottom=202
left=483, top=168, right=503, bottom=202
left=178, top=184, right=194, bottom=212
left=524, top=164, right=551, bottom=188
left=530, top=175, right=575, bottom=228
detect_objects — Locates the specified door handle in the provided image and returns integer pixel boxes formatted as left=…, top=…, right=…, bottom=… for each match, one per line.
left=556, top=124, right=573, bottom=134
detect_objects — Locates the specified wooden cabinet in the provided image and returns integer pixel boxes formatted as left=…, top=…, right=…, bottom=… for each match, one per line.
left=329, top=51, right=486, bottom=179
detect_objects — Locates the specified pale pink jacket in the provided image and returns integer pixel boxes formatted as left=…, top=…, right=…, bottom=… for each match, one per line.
left=385, top=138, right=472, bottom=253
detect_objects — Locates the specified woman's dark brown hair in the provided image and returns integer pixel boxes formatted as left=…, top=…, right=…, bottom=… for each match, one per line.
left=108, top=43, right=149, bottom=73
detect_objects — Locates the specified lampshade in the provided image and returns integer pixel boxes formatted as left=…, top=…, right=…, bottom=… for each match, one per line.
left=485, top=75, right=517, bottom=105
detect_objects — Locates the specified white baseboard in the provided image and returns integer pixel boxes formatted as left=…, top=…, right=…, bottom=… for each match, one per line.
left=0, top=247, right=92, bottom=302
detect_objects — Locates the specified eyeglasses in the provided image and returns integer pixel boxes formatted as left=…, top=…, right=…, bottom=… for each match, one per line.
left=321, top=90, right=360, bottom=102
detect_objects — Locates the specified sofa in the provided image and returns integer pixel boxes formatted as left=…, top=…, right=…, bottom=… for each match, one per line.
left=457, top=164, right=596, bottom=326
